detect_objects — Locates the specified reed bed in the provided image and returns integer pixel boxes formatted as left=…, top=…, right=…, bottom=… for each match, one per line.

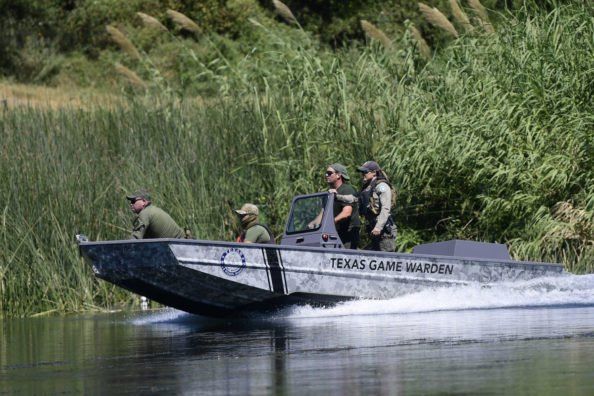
left=0, top=1, right=591, bottom=317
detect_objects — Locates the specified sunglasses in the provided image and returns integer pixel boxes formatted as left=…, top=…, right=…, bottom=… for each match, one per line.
left=325, top=171, right=336, bottom=177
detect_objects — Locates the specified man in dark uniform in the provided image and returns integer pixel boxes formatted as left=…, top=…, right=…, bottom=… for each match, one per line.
left=320, top=163, right=361, bottom=249
left=126, top=189, right=185, bottom=239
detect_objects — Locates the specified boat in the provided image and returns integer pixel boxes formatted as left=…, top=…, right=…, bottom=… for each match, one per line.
left=77, top=192, right=565, bottom=317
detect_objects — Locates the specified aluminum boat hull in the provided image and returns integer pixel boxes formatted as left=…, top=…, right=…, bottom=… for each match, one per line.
left=79, top=238, right=564, bottom=317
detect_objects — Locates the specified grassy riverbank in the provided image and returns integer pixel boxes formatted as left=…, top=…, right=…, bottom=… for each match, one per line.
left=1, top=1, right=592, bottom=317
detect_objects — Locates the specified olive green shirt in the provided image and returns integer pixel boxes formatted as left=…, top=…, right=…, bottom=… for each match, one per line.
left=131, top=204, right=184, bottom=239
left=244, top=224, right=271, bottom=243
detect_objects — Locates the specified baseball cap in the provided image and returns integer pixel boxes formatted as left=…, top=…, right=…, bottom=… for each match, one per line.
left=126, top=189, right=151, bottom=201
left=357, top=161, right=380, bottom=173
left=329, top=163, right=350, bottom=180
left=234, top=203, right=259, bottom=216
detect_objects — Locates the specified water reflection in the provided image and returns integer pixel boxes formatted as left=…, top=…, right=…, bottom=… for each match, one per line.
left=1, top=306, right=594, bottom=394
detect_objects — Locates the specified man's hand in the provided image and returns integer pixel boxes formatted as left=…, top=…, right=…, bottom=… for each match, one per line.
left=328, top=189, right=337, bottom=194
left=308, top=222, right=319, bottom=229
left=371, top=227, right=381, bottom=236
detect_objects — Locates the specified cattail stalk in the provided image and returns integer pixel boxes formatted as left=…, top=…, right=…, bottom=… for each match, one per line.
left=106, top=25, right=141, bottom=60
left=137, top=12, right=167, bottom=32
left=419, top=3, right=459, bottom=38
left=273, top=0, right=298, bottom=26
left=166, top=9, right=201, bottom=33
left=360, top=20, right=392, bottom=49
left=409, top=25, right=431, bottom=60
left=449, top=0, right=473, bottom=32
left=468, top=0, right=494, bottom=33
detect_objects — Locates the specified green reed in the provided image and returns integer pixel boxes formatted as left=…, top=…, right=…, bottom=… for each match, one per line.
left=1, top=1, right=592, bottom=317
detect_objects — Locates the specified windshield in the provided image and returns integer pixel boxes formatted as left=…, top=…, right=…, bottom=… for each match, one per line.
left=286, top=194, right=328, bottom=234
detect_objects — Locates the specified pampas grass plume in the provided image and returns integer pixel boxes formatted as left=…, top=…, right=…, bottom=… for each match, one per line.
left=409, top=25, right=431, bottom=60
left=361, top=20, right=392, bottom=48
left=449, top=0, right=473, bottom=32
left=137, top=12, right=168, bottom=32
left=468, top=0, right=495, bottom=33
left=273, top=0, right=298, bottom=25
left=166, top=9, right=201, bottom=33
left=114, top=63, right=147, bottom=89
left=418, top=2, right=459, bottom=38
left=106, top=25, right=141, bottom=60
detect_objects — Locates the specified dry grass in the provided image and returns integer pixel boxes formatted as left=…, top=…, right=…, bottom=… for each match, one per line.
left=361, top=20, right=393, bottom=48
left=0, top=81, right=121, bottom=110
left=137, top=12, right=168, bottom=32
left=106, top=25, right=141, bottom=60
left=166, top=9, right=201, bottom=33
left=273, top=0, right=298, bottom=26
left=419, top=2, right=459, bottom=38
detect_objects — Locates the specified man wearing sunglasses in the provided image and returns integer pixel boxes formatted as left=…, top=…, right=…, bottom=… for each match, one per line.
left=310, top=163, right=360, bottom=249
left=126, top=189, right=185, bottom=239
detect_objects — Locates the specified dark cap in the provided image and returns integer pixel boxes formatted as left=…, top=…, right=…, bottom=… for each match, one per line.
left=357, top=161, right=381, bottom=173
left=126, top=189, right=151, bottom=202
left=328, top=163, right=350, bottom=180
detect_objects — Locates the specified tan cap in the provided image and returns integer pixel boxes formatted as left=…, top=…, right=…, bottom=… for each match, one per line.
left=234, top=203, right=259, bottom=216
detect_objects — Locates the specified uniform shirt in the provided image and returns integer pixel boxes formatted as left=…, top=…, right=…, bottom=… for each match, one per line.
left=370, top=181, right=392, bottom=231
left=131, top=204, right=184, bottom=239
left=244, top=224, right=271, bottom=243
left=334, top=183, right=361, bottom=235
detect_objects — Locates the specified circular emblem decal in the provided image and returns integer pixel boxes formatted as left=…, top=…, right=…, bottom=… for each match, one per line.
left=220, top=248, right=247, bottom=276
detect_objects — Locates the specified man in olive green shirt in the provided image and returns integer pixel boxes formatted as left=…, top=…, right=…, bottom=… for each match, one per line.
left=234, top=203, right=273, bottom=244
left=127, top=189, right=185, bottom=239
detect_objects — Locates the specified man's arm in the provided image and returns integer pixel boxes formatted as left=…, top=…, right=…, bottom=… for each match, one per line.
left=307, top=210, right=324, bottom=229
left=131, top=212, right=149, bottom=239
left=334, top=205, right=353, bottom=223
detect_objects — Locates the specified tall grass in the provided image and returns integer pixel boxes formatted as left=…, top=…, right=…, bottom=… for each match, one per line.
left=0, top=1, right=592, bottom=317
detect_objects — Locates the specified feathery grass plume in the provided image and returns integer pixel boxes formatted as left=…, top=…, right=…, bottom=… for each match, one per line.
left=273, top=0, right=298, bottom=26
left=468, top=0, right=494, bottom=33
left=166, top=9, right=201, bottom=33
left=114, top=63, right=147, bottom=89
left=449, top=0, right=473, bottom=32
left=409, top=25, right=431, bottom=60
left=248, top=18, right=264, bottom=28
left=361, top=20, right=392, bottom=48
left=136, top=12, right=167, bottom=32
left=106, top=25, right=141, bottom=60
left=418, top=3, right=459, bottom=38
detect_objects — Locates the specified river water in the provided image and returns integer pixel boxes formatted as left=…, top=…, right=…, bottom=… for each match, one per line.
left=2, top=274, right=594, bottom=395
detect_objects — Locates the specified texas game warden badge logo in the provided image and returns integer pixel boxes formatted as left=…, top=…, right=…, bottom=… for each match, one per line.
left=220, top=248, right=247, bottom=276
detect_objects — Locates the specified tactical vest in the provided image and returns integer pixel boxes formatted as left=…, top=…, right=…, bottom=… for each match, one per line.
left=359, top=178, right=394, bottom=216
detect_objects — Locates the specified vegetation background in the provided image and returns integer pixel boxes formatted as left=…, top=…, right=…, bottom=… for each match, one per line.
left=0, top=0, right=592, bottom=317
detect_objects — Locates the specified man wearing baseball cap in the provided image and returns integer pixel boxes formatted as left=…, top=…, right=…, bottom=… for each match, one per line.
left=311, top=163, right=360, bottom=249
left=126, top=189, right=185, bottom=239
left=234, top=203, right=273, bottom=243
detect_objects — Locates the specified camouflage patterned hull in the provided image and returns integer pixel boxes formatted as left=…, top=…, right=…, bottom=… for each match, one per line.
left=78, top=238, right=565, bottom=317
